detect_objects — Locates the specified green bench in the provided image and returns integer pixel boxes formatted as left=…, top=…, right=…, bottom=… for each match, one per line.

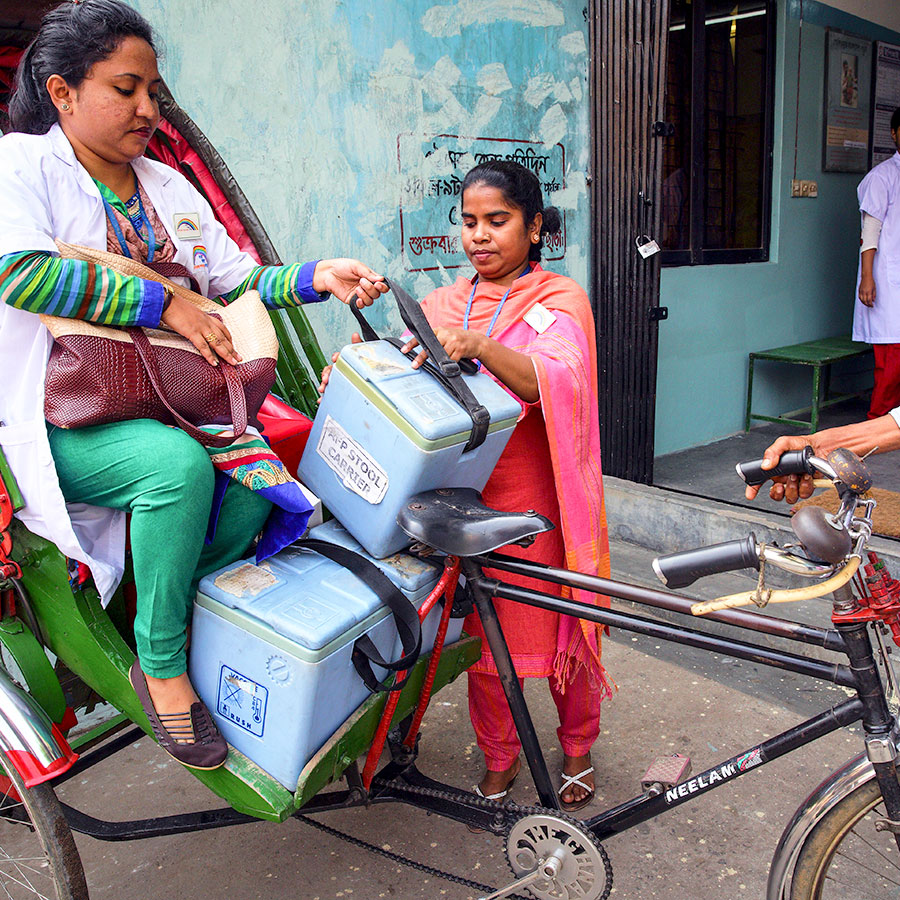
left=744, top=336, right=872, bottom=433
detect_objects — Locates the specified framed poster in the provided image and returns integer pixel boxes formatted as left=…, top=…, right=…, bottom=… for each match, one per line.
left=823, top=29, right=873, bottom=173
left=872, top=41, right=900, bottom=167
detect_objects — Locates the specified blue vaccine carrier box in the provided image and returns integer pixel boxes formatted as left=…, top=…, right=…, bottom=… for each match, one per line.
left=308, top=519, right=464, bottom=659
left=189, top=534, right=456, bottom=790
left=297, top=340, right=522, bottom=559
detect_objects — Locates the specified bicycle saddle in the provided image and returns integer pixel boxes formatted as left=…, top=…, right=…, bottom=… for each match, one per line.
left=396, top=488, right=554, bottom=556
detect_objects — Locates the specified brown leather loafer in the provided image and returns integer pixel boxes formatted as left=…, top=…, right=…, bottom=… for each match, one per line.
left=129, top=660, right=228, bottom=770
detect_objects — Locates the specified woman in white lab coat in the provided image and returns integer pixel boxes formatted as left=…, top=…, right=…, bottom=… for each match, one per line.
left=853, top=106, right=900, bottom=418
left=0, top=0, right=385, bottom=769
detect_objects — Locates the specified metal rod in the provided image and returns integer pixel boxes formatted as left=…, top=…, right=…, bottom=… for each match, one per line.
left=62, top=803, right=259, bottom=841
left=480, top=552, right=846, bottom=653
left=53, top=726, right=147, bottom=785
left=463, top=561, right=558, bottom=810
left=584, top=697, right=865, bottom=839
left=476, top=578, right=856, bottom=688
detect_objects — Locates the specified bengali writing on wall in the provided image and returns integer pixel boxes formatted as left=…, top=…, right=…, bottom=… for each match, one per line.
left=398, top=134, right=566, bottom=272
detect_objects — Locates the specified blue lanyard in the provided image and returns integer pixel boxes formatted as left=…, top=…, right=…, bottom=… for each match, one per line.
left=463, top=263, right=532, bottom=337
left=100, top=188, right=156, bottom=263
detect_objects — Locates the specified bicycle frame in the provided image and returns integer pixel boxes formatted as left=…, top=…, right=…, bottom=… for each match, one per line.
left=321, top=547, right=900, bottom=865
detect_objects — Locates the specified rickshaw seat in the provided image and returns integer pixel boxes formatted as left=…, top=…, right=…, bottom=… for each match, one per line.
left=397, top=488, right=554, bottom=557
left=257, top=393, right=313, bottom=478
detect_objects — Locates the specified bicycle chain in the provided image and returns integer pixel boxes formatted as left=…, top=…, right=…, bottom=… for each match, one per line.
left=296, top=775, right=613, bottom=900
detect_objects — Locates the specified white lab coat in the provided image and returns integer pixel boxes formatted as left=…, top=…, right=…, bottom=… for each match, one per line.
left=853, top=152, right=900, bottom=343
left=0, top=124, right=257, bottom=603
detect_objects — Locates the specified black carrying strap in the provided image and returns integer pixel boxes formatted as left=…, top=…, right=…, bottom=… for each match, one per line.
left=347, top=278, right=491, bottom=453
left=298, top=539, right=422, bottom=694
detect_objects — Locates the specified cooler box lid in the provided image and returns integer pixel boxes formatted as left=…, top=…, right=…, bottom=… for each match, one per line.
left=197, top=547, right=393, bottom=655
left=335, top=341, right=521, bottom=447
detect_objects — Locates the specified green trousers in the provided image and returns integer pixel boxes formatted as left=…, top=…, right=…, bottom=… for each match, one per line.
left=49, top=419, right=272, bottom=678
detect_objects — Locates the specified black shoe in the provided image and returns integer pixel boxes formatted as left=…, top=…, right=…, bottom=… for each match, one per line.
left=129, top=660, right=228, bottom=770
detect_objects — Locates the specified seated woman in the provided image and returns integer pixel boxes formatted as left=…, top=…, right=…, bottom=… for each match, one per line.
left=0, top=0, right=386, bottom=770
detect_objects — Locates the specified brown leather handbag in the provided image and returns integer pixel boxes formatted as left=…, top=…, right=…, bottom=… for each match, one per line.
left=41, top=242, right=279, bottom=448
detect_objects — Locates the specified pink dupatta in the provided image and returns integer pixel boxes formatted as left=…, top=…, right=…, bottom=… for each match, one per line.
left=421, top=266, right=612, bottom=694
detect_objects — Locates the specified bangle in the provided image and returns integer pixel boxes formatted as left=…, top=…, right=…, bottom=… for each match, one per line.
left=162, top=284, right=174, bottom=312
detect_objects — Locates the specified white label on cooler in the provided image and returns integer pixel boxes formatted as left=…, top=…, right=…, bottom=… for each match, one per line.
left=316, top=415, right=389, bottom=504
left=217, top=665, right=268, bottom=737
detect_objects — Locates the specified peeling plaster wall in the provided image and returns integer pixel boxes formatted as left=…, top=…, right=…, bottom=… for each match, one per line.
left=130, top=0, right=591, bottom=358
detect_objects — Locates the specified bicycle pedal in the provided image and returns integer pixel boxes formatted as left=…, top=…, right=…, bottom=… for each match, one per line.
left=641, top=754, right=692, bottom=793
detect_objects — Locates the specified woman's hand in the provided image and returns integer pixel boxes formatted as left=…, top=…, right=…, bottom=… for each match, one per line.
left=161, top=294, right=240, bottom=366
left=400, top=327, right=485, bottom=370
left=401, top=328, right=539, bottom=403
left=313, top=259, right=388, bottom=307
left=318, top=332, right=363, bottom=398
left=859, top=273, right=877, bottom=307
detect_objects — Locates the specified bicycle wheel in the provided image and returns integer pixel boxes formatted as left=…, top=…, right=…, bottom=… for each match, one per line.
left=0, top=749, right=88, bottom=899
left=789, top=778, right=900, bottom=899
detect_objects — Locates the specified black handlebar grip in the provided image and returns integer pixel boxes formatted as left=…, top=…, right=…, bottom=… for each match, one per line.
left=652, top=534, right=760, bottom=590
left=735, top=446, right=815, bottom=486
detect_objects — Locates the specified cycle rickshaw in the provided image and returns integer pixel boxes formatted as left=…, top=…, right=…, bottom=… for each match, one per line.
left=1, top=58, right=900, bottom=900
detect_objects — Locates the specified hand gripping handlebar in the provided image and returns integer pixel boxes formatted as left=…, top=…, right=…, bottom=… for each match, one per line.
left=734, top=446, right=816, bottom=486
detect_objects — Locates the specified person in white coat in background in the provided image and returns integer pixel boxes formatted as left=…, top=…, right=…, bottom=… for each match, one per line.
left=853, top=106, right=900, bottom=419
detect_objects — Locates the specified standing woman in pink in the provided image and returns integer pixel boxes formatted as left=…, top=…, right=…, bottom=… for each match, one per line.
left=405, top=161, right=612, bottom=810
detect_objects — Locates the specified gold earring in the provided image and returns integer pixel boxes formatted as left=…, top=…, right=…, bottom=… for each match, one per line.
left=532, top=235, right=539, bottom=243
left=61, top=103, right=69, bottom=111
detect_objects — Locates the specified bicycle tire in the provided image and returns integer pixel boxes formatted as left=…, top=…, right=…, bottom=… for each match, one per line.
left=0, top=748, right=89, bottom=900
left=789, top=778, right=900, bottom=899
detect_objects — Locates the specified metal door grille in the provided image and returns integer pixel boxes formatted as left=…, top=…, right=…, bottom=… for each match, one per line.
left=591, top=0, right=670, bottom=483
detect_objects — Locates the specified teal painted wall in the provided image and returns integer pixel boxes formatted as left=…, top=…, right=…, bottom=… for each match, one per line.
left=130, top=0, right=591, bottom=360
left=655, top=0, right=900, bottom=456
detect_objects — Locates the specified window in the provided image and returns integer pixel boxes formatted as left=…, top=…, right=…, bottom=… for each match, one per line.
left=661, top=0, right=775, bottom=264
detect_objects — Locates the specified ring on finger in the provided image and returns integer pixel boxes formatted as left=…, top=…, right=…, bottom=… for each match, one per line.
left=204, top=332, right=219, bottom=344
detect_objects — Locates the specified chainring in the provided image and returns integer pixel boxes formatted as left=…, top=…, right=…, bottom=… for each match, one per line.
left=506, top=813, right=613, bottom=900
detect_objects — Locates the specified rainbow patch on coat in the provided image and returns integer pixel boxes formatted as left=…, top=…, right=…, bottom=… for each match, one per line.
left=192, top=245, right=209, bottom=269
left=173, top=213, right=202, bottom=239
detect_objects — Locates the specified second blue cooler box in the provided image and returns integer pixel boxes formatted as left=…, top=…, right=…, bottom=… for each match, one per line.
left=189, top=535, right=460, bottom=790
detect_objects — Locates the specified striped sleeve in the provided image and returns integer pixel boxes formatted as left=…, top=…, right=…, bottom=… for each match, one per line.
left=0, top=251, right=165, bottom=327
left=218, top=261, right=326, bottom=309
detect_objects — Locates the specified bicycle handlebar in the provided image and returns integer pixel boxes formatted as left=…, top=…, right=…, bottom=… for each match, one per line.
left=735, top=446, right=816, bottom=486
left=652, top=534, right=760, bottom=590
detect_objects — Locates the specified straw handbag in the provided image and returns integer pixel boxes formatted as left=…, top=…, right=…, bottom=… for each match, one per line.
left=42, top=242, right=279, bottom=448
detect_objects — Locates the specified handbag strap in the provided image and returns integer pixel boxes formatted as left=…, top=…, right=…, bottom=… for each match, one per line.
left=128, top=326, right=248, bottom=448
left=144, top=260, right=201, bottom=293
left=348, top=278, right=491, bottom=453
left=298, top=539, right=422, bottom=694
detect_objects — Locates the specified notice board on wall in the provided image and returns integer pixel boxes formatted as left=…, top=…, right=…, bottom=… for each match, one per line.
left=872, top=41, right=900, bottom=167
left=397, top=133, right=567, bottom=273
left=823, top=29, right=873, bottom=173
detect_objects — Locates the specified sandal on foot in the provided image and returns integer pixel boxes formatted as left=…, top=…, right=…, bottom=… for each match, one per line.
left=129, top=660, right=228, bottom=770
left=469, top=761, right=520, bottom=833
left=559, top=765, right=595, bottom=812
left=474, top=758, right=521, bottom=801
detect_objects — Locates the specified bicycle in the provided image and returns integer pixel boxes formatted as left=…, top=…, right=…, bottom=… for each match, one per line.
left=0, top=440, right=899, bottom=899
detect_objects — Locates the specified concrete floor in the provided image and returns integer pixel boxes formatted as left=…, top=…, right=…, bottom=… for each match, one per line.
left=51, top=548, right=868, bottom=900
left=653, top=397, right=900, bottom=520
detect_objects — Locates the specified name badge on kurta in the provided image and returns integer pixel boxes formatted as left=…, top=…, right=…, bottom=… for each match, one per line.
left=523, top=303, right=557, bottom=334
left=173, top=213, right=202, bottom=240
